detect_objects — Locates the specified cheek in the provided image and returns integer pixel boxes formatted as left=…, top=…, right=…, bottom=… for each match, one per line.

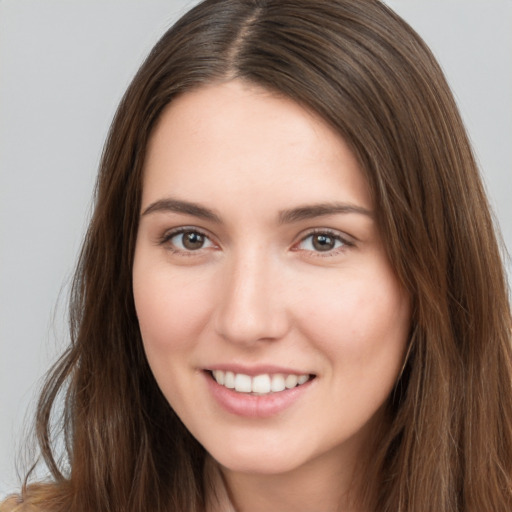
left=132, top=261, right=214, bottom=355
left=296, top=266, right=411, bottom=433
left=295, top=264, right=410, bottom=371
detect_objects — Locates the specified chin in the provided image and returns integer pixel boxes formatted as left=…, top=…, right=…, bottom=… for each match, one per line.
left=204, top=437, right=316, bottom=476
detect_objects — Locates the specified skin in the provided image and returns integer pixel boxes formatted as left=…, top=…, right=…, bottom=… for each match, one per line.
left=133, top=80, right=411, bottom=512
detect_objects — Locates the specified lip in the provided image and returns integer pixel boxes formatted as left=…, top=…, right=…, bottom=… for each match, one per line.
left=203, top=369, right=315, bottom=418
left=206, top=363, right=312, bottom=377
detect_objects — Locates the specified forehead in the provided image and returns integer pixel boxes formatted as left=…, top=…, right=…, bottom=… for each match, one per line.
left=141, top=80, right=371, bottom=213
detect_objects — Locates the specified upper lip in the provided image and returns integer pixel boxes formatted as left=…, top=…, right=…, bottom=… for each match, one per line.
left=204, top=364, right=313, bottom=376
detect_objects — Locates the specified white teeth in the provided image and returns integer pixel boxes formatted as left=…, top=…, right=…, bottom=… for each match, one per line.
left=297, top=374, right=309, bottom=385
left=271, top=374, right=286, bottom=392
left=285, top=374, right=298, bottom=389
left=252, top=374, right=271, bottom=394
left=212, top=370, right=224, bottom=385
left=234, top=373, right=252, bottom=392
left=211, top=370, right=311, bottom=394
left=224, top=371, right=235, bottom=389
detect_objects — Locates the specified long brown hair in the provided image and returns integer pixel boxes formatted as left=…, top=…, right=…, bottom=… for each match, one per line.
left=6, top=0, right=512, bottom=510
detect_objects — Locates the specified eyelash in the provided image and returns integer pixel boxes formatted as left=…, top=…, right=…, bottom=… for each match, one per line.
left=158, top=227, right=353, bottom=256
left=292, top=229, right=353, bottom=257
left=158, top=227, right=216, bottom=256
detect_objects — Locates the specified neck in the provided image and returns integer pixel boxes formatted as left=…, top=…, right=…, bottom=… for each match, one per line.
left=219, top=443, right=369, bottom=512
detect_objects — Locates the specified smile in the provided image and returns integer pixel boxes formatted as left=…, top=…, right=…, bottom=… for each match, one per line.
left=210, top=370, right=312, bottom=395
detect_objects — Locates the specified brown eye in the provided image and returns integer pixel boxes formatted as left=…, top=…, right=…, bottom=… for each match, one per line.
left=182, top=231, right=205, bottom=250
left=166, top=229, right=214, bottom=252
left=312, top=234, right=336, bottom=251
left=296, top=231, right=347, bottom=254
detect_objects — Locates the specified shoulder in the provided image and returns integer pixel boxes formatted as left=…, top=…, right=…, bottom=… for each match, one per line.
left=0, top=496, right=26, bottom=512
left=0, top=495, right=47, bottom=512
left=0, top=484, right=59, bottom=512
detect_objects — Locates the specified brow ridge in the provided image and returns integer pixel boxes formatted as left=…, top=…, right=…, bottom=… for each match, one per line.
left=278, top=202, right=373, bottom=224
left=141, top=198, right=221, bottom=223
left=142, top=197, right=372, bottom=225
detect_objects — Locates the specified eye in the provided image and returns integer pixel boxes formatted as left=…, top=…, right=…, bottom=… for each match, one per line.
left=295, top=230, right=350, bottom=254
left=162, top=228, right=215, bottom=252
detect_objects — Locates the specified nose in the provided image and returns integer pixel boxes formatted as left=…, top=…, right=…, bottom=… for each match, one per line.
left=214, top=251, right=290, bottom=346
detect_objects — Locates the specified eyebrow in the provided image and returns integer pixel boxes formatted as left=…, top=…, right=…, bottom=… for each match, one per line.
left=278, top=202, right=373, bottom=224
left=141, top=198, right=222, bottom=223
left=141, top=197, right=372, bottom=224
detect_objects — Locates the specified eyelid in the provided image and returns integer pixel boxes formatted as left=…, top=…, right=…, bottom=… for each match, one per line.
left=156, top=225, right=354, bottom=257
left=292, top=228, right=355, bottom=255
left=158, top=226, right=218, bottom=253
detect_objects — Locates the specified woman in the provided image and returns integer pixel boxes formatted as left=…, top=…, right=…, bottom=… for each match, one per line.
left=2, top=0, right=511, bottom=510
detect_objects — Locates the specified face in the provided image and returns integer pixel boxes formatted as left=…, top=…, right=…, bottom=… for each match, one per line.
left=133, top=80, right=410, bottom=478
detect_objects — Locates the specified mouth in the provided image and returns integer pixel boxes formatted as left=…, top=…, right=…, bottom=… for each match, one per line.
left=207, top=369, right=315, bottom=396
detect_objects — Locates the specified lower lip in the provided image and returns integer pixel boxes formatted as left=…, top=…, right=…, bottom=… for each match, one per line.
left=204, top=372, right=314, bottom=418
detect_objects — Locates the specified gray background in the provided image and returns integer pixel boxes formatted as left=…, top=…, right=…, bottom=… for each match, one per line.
left=1, top=0, right=511, bottom=498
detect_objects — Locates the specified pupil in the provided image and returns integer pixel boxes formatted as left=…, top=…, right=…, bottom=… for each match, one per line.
left=183, top=232, right=204, bottom=250
left=313, top=234, right=334, bottom=251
